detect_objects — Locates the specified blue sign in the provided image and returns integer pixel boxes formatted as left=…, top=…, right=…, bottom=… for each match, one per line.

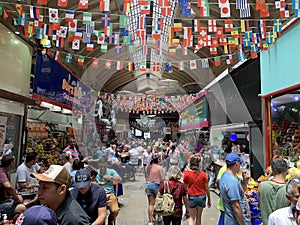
left=33, top=51, right=93, bottom=112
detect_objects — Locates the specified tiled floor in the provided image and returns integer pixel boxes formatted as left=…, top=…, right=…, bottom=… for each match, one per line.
left=116, top=174, right=220, bottom=225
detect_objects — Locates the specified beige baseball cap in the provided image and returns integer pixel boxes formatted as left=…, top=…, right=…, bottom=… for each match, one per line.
left=31, top=165, right=72, bottom=188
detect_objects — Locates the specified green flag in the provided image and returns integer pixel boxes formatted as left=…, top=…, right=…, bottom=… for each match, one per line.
left=129, top=45, right=136, bottom=55
left=101, top=43, right=108, bottom=52
left=122, top=35, right=130, bottom=45
left=0, top=2, right=3, bottom=16
left=119, top=15, right=128, bottom=28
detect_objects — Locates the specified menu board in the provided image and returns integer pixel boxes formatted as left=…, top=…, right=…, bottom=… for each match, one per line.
left=27, top=122, right=48, bottom=139
left=179, top=97, right=209, bottom=131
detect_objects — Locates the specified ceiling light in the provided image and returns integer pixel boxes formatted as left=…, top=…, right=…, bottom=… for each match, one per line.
left=295, top=96, right=299, bottom=101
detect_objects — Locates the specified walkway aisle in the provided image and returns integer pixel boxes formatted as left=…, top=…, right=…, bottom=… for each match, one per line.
left=116, top=174, right=220, bottom=225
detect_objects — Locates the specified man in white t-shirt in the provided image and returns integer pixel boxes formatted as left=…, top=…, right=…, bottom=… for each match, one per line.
left=16, top=152, right=42, bottom=190
left=168, top=145, right=179, bottom=166
left=128, top=143, right=139, bottom=181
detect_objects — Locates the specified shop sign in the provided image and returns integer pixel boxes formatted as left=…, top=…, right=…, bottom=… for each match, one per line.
left=33, top=51, right=93, bottom=112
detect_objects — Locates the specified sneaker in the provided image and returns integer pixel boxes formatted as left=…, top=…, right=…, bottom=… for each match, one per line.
left=148, top=223, right=154, bottom=225
left=157, top=216, right=163, bottom=223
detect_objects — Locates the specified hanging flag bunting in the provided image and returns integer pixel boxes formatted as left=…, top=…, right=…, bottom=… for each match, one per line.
left=182, top=46, right=188, bottom=55
left=260, top=4, right=269, bottom=17
left=65, top=10, right=74, bottom=22
left=37, top=0, right=47, bottom=5
left=224, top=20, right=234, bottom=32
left=72, top=39, right=80, bottom=50
left=83, top=12, right=92, bottom=24
left=59, top=26, right=67, bottom=38
left=78, top=55, right=85, bottom=66
left=48, top=8, right=58, bottom=23
left=201, top=58, right=209, bottom=68
left=29, top=6, right=40, bottom=20
left=105, top=60, right=112, bottom=69
left=178, top=61, right=184, bottom=71
left=152, top=62, right=160, bottom=72
left=256, top=0, right=266, bottom=10
left=210, top=46, right=218, bottom=54
left=226, top=55, right=233, bottom=64
left=102, top=13, right=110, bottom=27
left=65, top=53, right=72, bottom=63
left=219, top=0, right=231, bottom=17
left=99, top=0, right=110, bottom=11
left=54, top=51, right=60, bottom=61
left=208, top=20, right=217, bottom=32
left=214, top=56, right=221, bottom=66
left=128, top=62, right=133, bottom=71
left=190, top=60, right=197, bottom=70
left=86, top=42, right=94, bottom=51
left=78, top=0, right=89, bottom=9
left=115, top=44, right=122, bottom=54
left=58, top=0, right=68, bottom=7
left=292, top=0, right=300, bottom=9
left=101, top=43, right=108, bottom=52
left=92, top=58, right=99, bottom=68
left=119, top=15, right=128, bottom=28
left=216, top=27, right=224, bottom=37
left=140, top=4, right=150, bottom=14
left=165, top=62, right=172, bottom=72
left=240, top=4, right=251, bottom=17
left=18, top=13, right=28, bottom=26
left=240, top=19, right=249, bottom=32
left=117, top=61, right=124, bottom=70
left=192, top=19, right=201, bottom=32
left=139, top=61, right=147, bottom=72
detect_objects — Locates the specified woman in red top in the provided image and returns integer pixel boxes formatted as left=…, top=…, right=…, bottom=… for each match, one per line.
left=183, top=155, right=211, bottom=225
left=157, top=166, right=189, bottom=225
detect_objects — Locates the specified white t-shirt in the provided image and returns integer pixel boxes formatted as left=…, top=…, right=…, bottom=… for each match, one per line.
left=129, top=148, right=139, bottom=166
left=16, top=162, right=40, bottom=189
left=168, top=150, right=179, bottom=164
left=143, top=152, right=152, bottom=165
left=268, top=206, right=296, bottom=225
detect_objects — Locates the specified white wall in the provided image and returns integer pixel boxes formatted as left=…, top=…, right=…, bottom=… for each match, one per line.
left=0, top=23, right=32, bottom=97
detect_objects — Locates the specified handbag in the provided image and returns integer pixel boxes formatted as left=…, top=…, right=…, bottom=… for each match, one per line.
left=153, top=181, right=178, bottom=216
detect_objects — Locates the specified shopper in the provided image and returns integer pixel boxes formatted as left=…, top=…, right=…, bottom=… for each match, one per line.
left=16, top=152, right=42, bottom=190
left=258, top=158, right=289, bottom=225
left=183, top=154, right=211, bottom=225
left=15, top=205, right=57, bottom=225
left=145, top=155, right=165, bottom=225
left=96, top=158, right=122, bottom=225
left=0, top=155, right=26, bottom=219
left=268, top=177, right=300, bottom=225
left=157, top=166, right=189, bottom=225
left=71, top=168, right=107, bottom=225
left=220, top=153, right=250, bottom=225
left=63, top=138, right=80, bottom=160
left=31, top=164, right=90, bottom=225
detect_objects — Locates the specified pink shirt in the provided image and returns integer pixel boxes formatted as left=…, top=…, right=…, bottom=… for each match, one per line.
left=146, top=164, right=165, bottom=183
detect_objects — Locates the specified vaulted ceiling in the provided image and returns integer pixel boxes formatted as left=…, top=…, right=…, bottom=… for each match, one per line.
left=0, top=0, right=295, bottom=96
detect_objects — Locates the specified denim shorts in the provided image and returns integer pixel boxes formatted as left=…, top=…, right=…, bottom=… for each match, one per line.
left=145, top=181, right=160, bottom=196
left=188, top=195, right=206, bottom=208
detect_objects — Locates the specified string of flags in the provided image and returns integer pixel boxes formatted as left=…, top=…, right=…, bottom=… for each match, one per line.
left=0, top=0, right=295, bottom=70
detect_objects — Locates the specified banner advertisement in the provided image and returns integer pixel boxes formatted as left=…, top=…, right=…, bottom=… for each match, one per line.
left=33, top=51, right=93, bottom=112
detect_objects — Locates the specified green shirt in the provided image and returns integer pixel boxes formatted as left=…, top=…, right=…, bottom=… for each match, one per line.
left=96, top=168, right=119, bottom=194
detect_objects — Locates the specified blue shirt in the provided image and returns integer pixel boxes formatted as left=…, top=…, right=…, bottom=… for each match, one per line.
left=220, top=172, right=250, bottom=225
left=71, top=183, right=107, bottom=223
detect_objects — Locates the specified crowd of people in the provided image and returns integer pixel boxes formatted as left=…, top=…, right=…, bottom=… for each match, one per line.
left=2, top=136, right=300, bottom=225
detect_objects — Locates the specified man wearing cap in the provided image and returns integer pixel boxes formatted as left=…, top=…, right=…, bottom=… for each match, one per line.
left=31, top=165, right=90, bottom=225
left=220, top=153, right=250, bottom=225
left=71, top=168, right=107, bottom=225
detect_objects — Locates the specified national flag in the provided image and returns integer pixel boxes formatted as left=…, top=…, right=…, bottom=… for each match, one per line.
left=214, top=56, right=221, bottom=66
left=83, top=12, right=92, bottom=24
left=273, top=19, right=282, bottom=32
left=58, top=0, right=68, bottom=7
left=152, top=62, right=160, bottom=72
left=102, top=14, right=110, bottom=27
left=139, top=61, right=147, bottom=72
left=201, top=58, right=209, bottom=68
left=59, top=26, right=67, bottom=38
left=65, top=10, right=74, bottom=22
left=228, top=37, right=238, bottom=45
left=120, top=28, right=129, bottom=37
left=15, top=4, right=24, bottom=15
left=161, top=6, right=172, bottom=16
left=263, top=41, right=269, bottom=50
left=224, top=20, right=233, bottom=32
left=74, top=30, right=83, bottom=40
left=119, top=15, right=128, bottom=28
left=30, top=6, right=40, bottom=20
left=56, top=37, right=64, bottom=47
left=280, top=4, right=289, bottom=18
left=210, top=47, right=217, bottom=55
left=72, top=39, right=80, bottom=50
left=65, top=53, right=72, bottom=63
left=220, top=5, right=231, bottom=18
left=157, top=18, right=164, bottom=31
left=82, top=31, right=91, bottom=43
left=152, top=30, right=161, bottom=39
left=78, top=55, right=85, bottom=65
left=138, top=0, right=149, bottom=5
left=169, top=47, right=176, bottom=56
left=190, top=60, right=197, bottom=70
left=275, top=0, right=281, bottom=8
left=240, top=4, right=251, bottom=18
left=158, top=0, right=171, bottom=6
left=99, top=0, right=110, bottom=11
left=129, top=45, right=136, bottom=54
left=92, top=58, right=99, bottom=68
left=96, top=32, right=105, bottom=44
left=54, top=51, right=60, bottom=61
left=123, top=0, right=130, bottom=12
left=182, top=46, right=188, bottom=55
left=115, top=44, right=122, bottom=54
left=178, top=61, right=184, bottom=71
left=128, top=62, right=133, bottom=71
left=199, top=27, right=208, bottom=37
left=173, top=19, right=183, bottom=32
left=105, top=60, right=112, bottom=69
left=208, top=20, right=217, bottom=32
left=48, top=8, right=58, bottom=23
left=258, top=20, right=266, bottom=38
left=192, top=19, right=201, bottom=32
left=86, top=42, right=94, bottom=51
left=238, top=51, right=246, bottom=61
left=24, top=21, right=34, bottom=38
left=69, top=20, right=77, bottom=32
left=226, top=55, right=233, bottom=64
left=138, top=15, right=146, bottom=29
left=140, top=5, right=150, bottom=14
left=260, top=5, right=269, bottom=17
left=117, top=61, right=124, bottom=70
left=165, top=62, right=172, bottom=72
left=78, top=0, right=89, bottom=9
left=86, top=22, right=94, bottom=34
left=101, top=43, right=108, bottom=52
left=216, top=27, right=224, bottom=37
left=36, top=28, right=44, bottom=39
left=240, top=19, right=249, bottom=32
left=211, top=37, right=218, bottom=46
left=219, top=36, right=227, bottom=45
left=18, top=13, right=28, bottom=26
left=236, top=0, right=247, bottom=9
left=37, top=0, right=47, bottom=5
left=231, top=28, right=239, bottom=38
left=200, top=5, right=210, bottom=17
left=256, top=0, right=266, bottom=10
left=292, top=0, right=300, bottom=9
